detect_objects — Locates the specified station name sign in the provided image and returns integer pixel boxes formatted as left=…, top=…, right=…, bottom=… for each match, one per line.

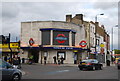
left=43, top=47, right=84, bottom=50
left=53, top=47, right=73, bottom=50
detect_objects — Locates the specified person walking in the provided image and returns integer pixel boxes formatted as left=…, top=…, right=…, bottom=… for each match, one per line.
left=53, top=56, right=57, bottom=64
left=60, top=56, right=64, bottom=64
left=4, top=55, right=7, bottom=61
left=29, top=55, right=33, bottom=65
left=44, top=56, right=47, bottom=65
left=58, top=55, right=61, bottom=65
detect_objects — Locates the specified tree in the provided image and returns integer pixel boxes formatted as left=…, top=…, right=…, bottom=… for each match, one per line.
left=114, top=49, right=120, bottom=54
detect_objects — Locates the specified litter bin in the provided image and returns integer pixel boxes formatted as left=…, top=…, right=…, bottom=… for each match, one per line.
left=22, top=58, right=25, bottom=63
left=106, top=60, right=110, bottom=66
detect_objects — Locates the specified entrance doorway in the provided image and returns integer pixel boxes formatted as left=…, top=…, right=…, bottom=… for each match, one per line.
left=29, top=49, right=39, bottom=63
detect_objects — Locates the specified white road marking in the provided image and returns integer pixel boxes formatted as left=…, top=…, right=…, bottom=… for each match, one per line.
left=57, top=70, right=69, bottom=72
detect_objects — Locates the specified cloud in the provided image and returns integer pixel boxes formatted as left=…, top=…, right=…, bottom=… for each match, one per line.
left=93, top=2, right=118, bottom=10
left=1, top=1, right=119, bottom=50
left=2, top=2, right=20, bottom=19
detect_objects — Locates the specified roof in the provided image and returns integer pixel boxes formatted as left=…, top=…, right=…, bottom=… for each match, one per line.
left=21, top=21, right=82, bottom=27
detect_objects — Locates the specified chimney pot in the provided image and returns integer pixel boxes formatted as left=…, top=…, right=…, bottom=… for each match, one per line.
left=66, top=15, right=72, bottom=22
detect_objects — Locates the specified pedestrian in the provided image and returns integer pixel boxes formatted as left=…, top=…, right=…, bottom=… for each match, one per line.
left=44, top=56, right=47, bottom=65
left=13, top=57, right=19, bottom=68
left=29, top=55, right=33, bottom=65
left=58, top=55, right=61, bottom=65
left=74, top=55, right=77, bottom=64
left=60, top=56, right=64, bottom=64
left=4, top=55, right=7, bottom=61
left=53, top=56, right=57, bottom=64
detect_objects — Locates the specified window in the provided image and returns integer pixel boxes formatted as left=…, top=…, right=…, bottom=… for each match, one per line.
left=41, top=30, right=50, bottom=45
left=93, top=38, right=94, bottom=45
left=57, top=51, right=66, bottom=60
left=91, top=26, right=92, bottom=32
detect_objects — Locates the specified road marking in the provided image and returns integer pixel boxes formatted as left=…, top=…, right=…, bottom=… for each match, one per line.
left=22, top=71, right=26, bottom=75
left=47, top=70, right=70, bottom=75
left=57, top=70, right=69, bottom=72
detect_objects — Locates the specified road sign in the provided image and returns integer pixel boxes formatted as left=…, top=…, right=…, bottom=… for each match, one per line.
left=79, top=40, right=87, bottom=47
left=100, top=43, right=104, bottom=47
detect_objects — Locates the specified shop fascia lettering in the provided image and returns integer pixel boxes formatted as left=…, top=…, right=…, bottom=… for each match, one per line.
left=53, top=47, right=73, bottom=49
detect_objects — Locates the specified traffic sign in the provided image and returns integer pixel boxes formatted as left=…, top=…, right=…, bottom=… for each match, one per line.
left=100, top=43, right=104, bottom=47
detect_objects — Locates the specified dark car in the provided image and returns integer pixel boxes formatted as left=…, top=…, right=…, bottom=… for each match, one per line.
left=0, top=59, right=22, bottom=81
left=117, top=59, right=120, bottom=69
left=78, top=59, right=103, bottom=71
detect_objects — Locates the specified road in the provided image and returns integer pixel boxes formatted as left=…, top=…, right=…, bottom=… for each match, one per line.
left=20, top=63, right=119, bottom=80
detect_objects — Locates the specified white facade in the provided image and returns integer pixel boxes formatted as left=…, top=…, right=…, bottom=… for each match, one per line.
left=20, top=21, right=87, bottom=64
left=90, top=23, right=95, bottom=47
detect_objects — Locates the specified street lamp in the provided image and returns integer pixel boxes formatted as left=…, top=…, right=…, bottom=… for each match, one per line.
left=95, top=13, right=104, bottom=57
left=95, top=13, right=104, bottom=22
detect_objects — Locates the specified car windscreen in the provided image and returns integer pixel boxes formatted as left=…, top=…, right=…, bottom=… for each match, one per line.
left=82, top=59, right=98, bottom=63
left=0, top=60, right=12, bottom=68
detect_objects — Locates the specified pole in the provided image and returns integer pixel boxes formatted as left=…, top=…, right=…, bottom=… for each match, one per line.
left=8, top=33, right=12, bottom=64
left=16, top=37, right=17, bottom=42
left=95, top=15, right=97, bottom=59
left=112, top=27, right=113, bottom=51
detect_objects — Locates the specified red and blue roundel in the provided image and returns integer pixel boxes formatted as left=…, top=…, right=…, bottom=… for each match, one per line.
left=79, top=40, right=87, bottom=47
left=55, top=34, right=67, bottom=43
left=29, top=38, right=34, bottom=46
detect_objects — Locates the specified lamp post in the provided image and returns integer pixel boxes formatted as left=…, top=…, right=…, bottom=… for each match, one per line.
left=95, top=13, right=104, bottom=59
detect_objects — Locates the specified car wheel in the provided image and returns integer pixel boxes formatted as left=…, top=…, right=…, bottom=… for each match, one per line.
left=79, top=68, right=83, bottom=70
left=12, top=74, right=20, bottom=81
left=100, top=66, right=102, bottom=70
left=118, top=66, right=120, bottom=69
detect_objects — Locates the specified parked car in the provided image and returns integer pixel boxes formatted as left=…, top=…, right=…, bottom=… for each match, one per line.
left=78, top=59, right=103, bottom=71
left=117, top=59, right=120, bottom=69
left=0, top=59, right=22, bottom=81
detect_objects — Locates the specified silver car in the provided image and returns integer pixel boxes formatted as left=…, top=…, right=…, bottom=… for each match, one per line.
left=0, top=59, right=22, bottom=81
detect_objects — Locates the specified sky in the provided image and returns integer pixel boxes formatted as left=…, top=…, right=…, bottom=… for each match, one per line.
left=1, top=0, right=119, bottom=50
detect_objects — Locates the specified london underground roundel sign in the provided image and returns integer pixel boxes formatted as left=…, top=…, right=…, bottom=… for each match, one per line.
left=29, top=38, right=34, bottom=46
left=79, top=40, right=87, bottom=47
left=55, top=34, right=67, bottom=43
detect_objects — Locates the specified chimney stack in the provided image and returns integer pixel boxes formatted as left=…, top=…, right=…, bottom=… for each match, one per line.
left=75, top=14, right=83, bottom=21
left=95, top=22, right=99, bottom=26
left=66, top=15, right=72, bottom=22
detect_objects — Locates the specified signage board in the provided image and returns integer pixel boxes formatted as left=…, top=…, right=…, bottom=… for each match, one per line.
left=79, top=40, right=87, bottom=47
left=29, top=38, right=34, bottom=46
left=55, top=34, right=67, bottom=43
left=0, top=43, right=19, bottom=48
left=100, top=43, right=104, bottom=47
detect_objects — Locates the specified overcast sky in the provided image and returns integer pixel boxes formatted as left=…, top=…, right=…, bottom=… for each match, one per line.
left=1, top=0, right=119, bottom=50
